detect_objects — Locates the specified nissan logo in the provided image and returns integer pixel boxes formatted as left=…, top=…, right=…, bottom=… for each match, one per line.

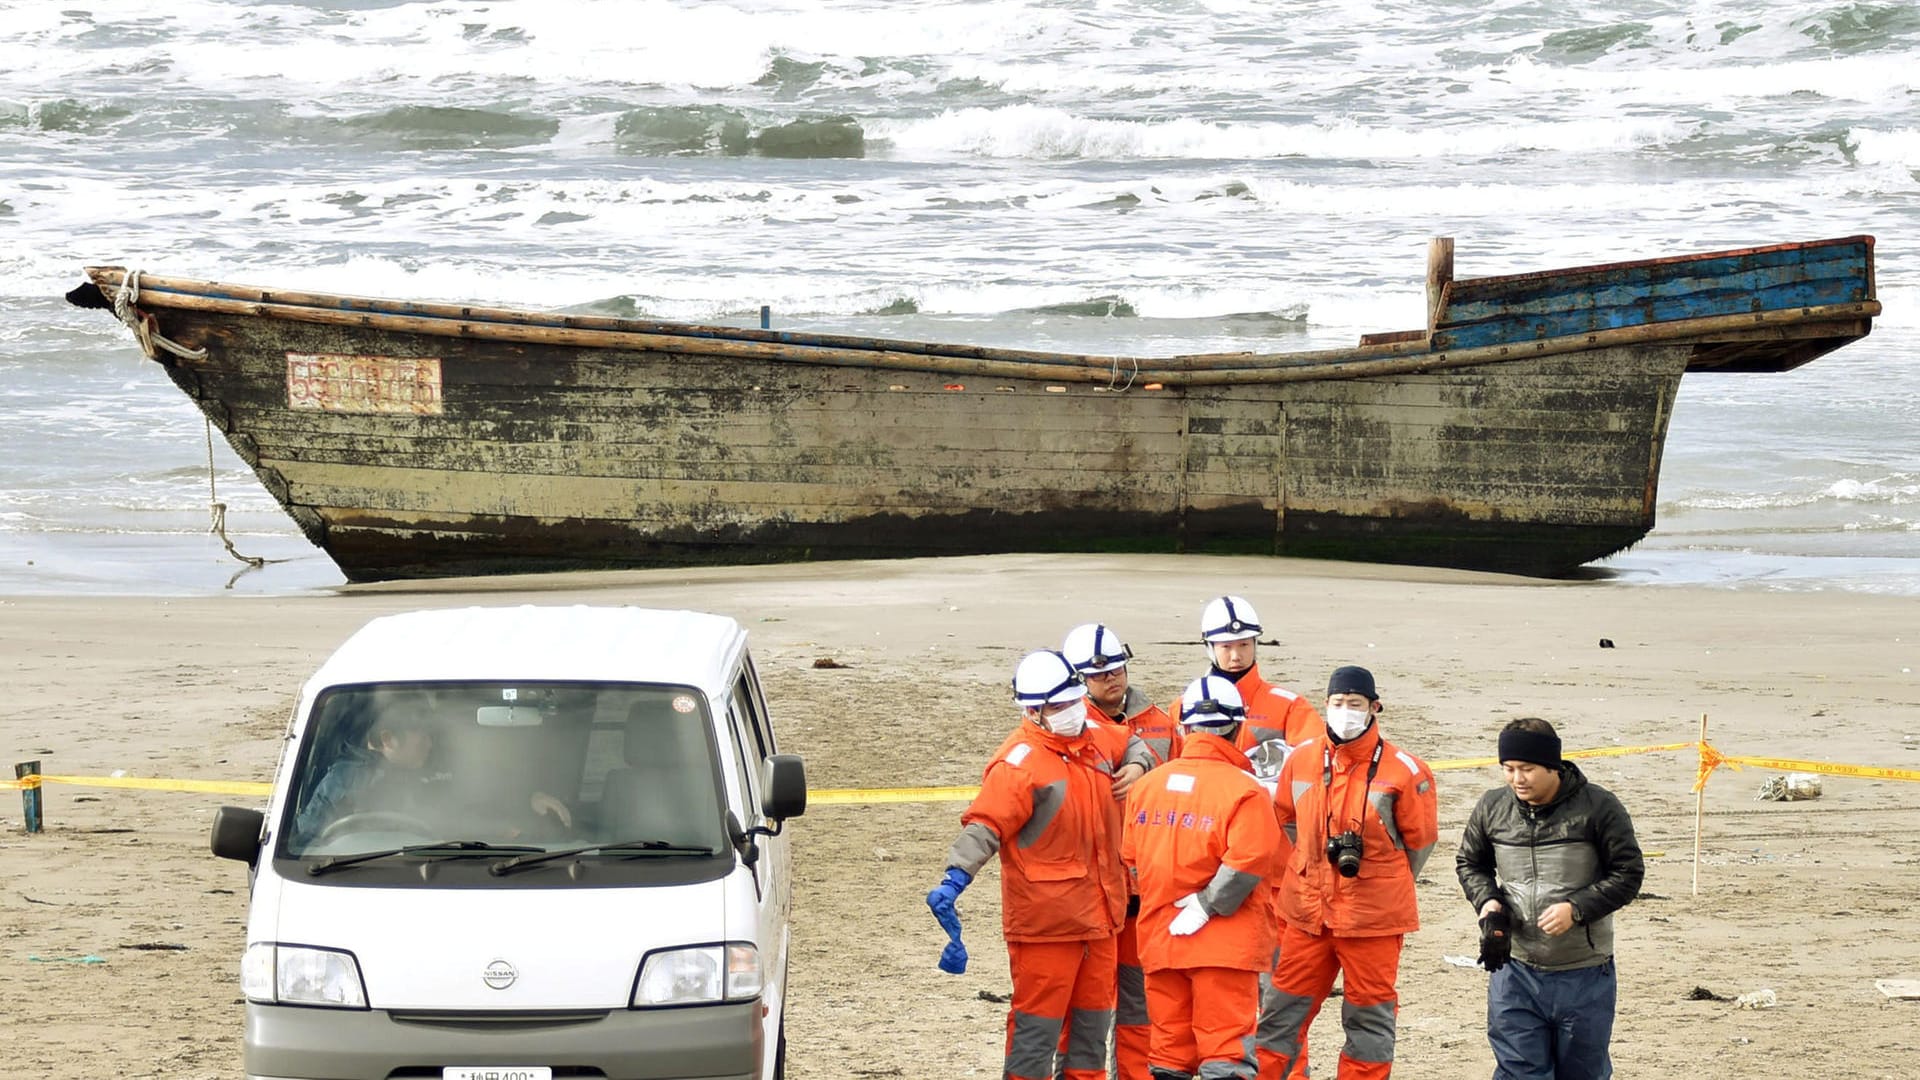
left=483, top=959, right=518, bottom=990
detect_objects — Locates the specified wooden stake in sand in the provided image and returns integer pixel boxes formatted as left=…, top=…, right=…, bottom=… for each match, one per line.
left=14, top=760, right=42, bottom=834
left=1692, top=713, right=1708, bottom=896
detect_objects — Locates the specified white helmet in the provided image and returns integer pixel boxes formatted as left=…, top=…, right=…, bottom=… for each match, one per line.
left=1012, top=650, right=1087, bottom=708
left=1199, top=595, right=1262, bottom=644
left=1179, top=675, right=1247, bottom=730
left=1062, top=623, right=1133, bottom=675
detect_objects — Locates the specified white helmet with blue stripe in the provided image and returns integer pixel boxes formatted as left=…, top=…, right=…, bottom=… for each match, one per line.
left=1062, top=622, right=1133, bottom=675
left=1179, top=674, right=1247, bottom=730
left=1200, top=595, right=1262, bottom=644
left=1012, top=650, right=1087, bottom=707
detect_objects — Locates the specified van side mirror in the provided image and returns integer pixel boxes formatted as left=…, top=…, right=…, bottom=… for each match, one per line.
left=210, top=805, right=266, bottom=864
left=761, top=753, right=807, bottom=822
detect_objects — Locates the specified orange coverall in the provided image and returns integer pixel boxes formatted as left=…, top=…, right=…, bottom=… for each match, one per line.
left=1267, top=726, right=1438, bottom=1080
left=1092, top=687, right=1181, bottom=1080
left=1121, top=732, right=1282, bottom=1080
left=1230, top=665, right=1326, bottom=752
left=1223, top=665, right=1318, bottom=1080
left=946, top=717, right=1133, bottom=1080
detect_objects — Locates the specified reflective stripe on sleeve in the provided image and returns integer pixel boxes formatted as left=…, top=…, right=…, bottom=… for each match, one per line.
left=1199, top=864, right=1263, bottom=917
left=947, top=821, right=1001, bottom=876
left=1016, top=779, right=1068, bottom=849
left=1406, top=841, right=1436, bottom=878
left=1368, top=790, right=1405, bottom=850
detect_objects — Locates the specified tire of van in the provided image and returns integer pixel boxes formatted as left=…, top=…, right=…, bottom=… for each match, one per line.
left=773, top=1015, right=786, bottom=1080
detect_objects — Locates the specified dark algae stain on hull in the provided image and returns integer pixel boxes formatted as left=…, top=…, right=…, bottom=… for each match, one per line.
left=318, top=510, right=1644, bottom=583
left=69, top=237, right=1878, bottom=582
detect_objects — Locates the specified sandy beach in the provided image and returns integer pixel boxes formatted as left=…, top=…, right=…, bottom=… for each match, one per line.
left=2, top=552, right=1917, bottom=1078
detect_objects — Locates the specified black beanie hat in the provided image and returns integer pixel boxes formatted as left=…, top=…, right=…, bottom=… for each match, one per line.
left=1498, top=725, right=1563, bottom=769
left=1326, top=665, right=1378, bottom=701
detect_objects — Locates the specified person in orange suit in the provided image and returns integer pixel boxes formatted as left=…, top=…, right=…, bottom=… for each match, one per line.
left=1196, top=595, right=1317, bottom=1080
left=1063, top=621, right=1178, bottom=1080
left=1067, top=621, right=1182, bottom=770
left=1122, top=674, right=1283, bottom=1080
left=927, top=650, right=1148, bottom=1080
left=1197, top=595, right=1324, bottom=757
left=1265, top=665, right=1438, bottom=1079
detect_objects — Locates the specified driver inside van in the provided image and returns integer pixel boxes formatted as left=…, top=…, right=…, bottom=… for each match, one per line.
left=295, top=710, right=573, bottom=844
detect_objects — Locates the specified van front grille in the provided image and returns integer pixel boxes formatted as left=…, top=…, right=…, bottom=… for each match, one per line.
left=386, top=1009, right=611, bottom=1030
left=384, top=1060, right=606, bottom=1068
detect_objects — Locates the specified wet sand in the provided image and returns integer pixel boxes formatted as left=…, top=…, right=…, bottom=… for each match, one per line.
left=3, top=553, right=1918, bottom=1078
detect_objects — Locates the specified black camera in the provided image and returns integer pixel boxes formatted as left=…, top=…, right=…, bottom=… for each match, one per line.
left=1325, top=831, right=1363, bottom=878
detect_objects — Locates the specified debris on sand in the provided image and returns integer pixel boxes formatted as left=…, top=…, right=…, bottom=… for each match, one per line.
left=1875, top=979, right=1920, bottom=1001
left=1757, top=773, right=1822, bottom=801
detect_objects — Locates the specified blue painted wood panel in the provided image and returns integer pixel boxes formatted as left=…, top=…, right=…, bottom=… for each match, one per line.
left=1436, top=238, right=1873, bottom=350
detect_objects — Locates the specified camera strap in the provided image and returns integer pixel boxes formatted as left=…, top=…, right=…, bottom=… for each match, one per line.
left=1322, top=739, right=1385, bottom=845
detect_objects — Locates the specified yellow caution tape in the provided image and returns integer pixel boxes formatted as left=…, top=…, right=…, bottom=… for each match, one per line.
left=811, top=785, right=978, bottom=806
left=1718, top=754, right=1920, bottom=782
left=1693, top=741, right=1920, bottom=792
left=7, top=739, right=1914, bottom=808
left=22, top=774, right=272, bottom=796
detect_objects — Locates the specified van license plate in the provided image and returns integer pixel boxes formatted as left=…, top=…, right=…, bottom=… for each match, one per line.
left=443, top=1069, right=551, bottom=1080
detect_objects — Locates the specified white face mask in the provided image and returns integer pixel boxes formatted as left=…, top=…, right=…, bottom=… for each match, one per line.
left=1326, top=705, right=1373, bottom=741
left=1044, top=700, right=1088, bottom=737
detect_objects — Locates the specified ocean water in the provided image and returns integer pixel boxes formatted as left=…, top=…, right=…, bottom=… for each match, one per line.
left=1, top=0, right=1916, bottom=595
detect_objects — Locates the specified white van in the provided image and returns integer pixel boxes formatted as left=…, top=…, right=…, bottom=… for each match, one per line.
left=211, top=606, right=806, bottom=1080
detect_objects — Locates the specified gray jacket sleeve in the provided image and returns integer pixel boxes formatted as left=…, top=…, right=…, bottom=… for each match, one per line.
left=1197, top=863, right=1263, bottom=917
left=1121, top=733, right=1156, bottom=774
left=946, top=822, right=1001, bottom=878
left=1568, top=788, right=1643, bottom=922
left=1454, top=790, right=1502, bottom=912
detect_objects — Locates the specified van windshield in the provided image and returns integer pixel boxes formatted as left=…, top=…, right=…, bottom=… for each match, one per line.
left=281, top=682, right=730, bottom=865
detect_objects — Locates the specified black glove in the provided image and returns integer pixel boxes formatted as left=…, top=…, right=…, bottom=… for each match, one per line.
left=1478, top=908, right=1512, bottom=972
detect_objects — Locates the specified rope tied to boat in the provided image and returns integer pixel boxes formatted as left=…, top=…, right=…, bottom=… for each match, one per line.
left=1108, top=354, right=1138, bottom=392
left=112, top=269, right=209, bottom=362
left=204, top=419, right=288, bottom=583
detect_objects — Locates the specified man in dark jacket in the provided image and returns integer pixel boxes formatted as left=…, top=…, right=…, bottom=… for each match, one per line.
left=1455, top=718, right=1643, bottom=1080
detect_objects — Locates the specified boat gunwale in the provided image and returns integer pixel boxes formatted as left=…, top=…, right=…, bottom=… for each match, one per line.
left=83, top=262, right=1879, bottom=387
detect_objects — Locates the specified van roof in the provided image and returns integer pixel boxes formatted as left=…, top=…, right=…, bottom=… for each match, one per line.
left=305, top=606, right=747, bottom=695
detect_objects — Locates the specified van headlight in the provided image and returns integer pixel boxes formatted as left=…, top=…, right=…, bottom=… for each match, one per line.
left=632, top=943, right=760, bottom=1007
left=242, top=943, right=368, bottom=1009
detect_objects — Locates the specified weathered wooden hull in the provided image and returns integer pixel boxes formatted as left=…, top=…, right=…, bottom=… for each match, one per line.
left=73, top=237, right=1878, bottom=581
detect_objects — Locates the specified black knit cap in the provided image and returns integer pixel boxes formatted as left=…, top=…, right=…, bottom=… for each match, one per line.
left=1498, top=726, right=1563, bottom=769
left=1326, top=665, right=1377, bottom=701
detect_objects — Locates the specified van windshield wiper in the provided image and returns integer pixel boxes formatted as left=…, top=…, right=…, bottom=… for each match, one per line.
left=308, top=840, right=541, bottom=876
left=490, top=839, right=720, bottom=875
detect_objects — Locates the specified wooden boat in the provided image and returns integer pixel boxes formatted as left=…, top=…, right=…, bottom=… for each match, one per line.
left=68, top=236, right=1878, bottom=581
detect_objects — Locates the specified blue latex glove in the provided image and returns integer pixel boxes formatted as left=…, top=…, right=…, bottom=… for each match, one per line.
left=926, top=867, right=972, bottom=974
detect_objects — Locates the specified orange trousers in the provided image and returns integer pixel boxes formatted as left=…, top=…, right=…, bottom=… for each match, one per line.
left=1265, top=926, right=1403, bottom=1080
left=1006, top=936, right=1118, bottom=1080
left=1113, top=907, right=1151, bottom=1080
left=1255, top=957, right=1311, bottom=1080
left=1143, top=966, right=1259, bottom=1079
